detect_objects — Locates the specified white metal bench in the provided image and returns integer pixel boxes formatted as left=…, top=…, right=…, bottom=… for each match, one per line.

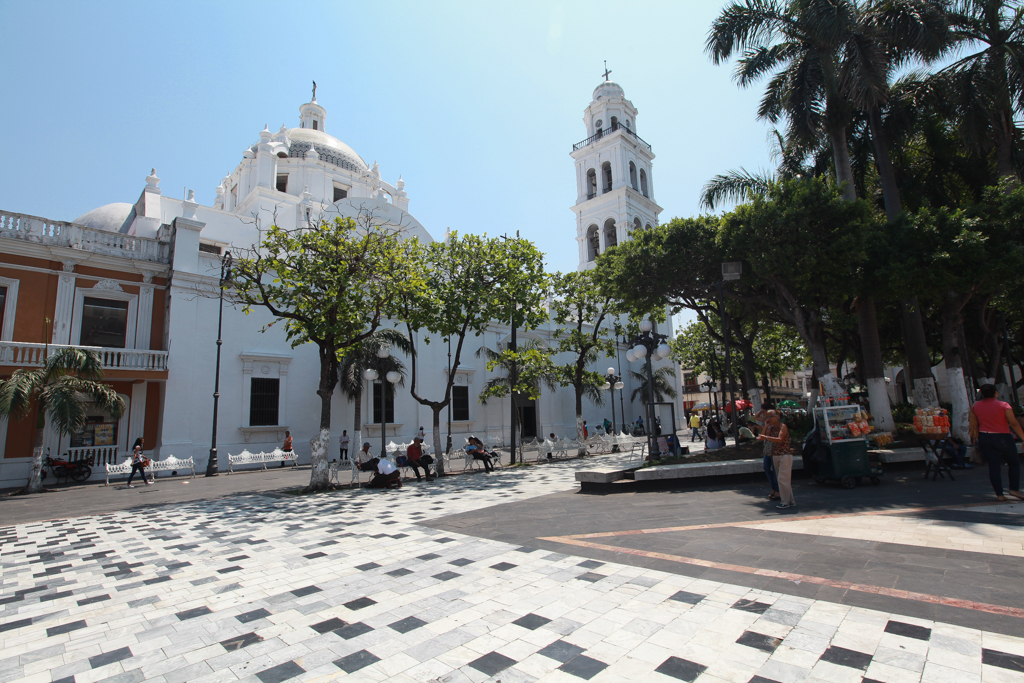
left=227, top=448, right=298, bottom=473
left=104, top=455, right=194, bottom=485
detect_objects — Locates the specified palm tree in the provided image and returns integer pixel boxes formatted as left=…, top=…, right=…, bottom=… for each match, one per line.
left=707, top=0, right=859, bottom=201
left=337, top=328, right=413, bottom=456
left=0, top=347, right=124, bottom=494
left=629, top=366, right=679, bottom=406
left=931, top=0, right=1024, bottom=180
left=476, top=339, right=558, bottom=451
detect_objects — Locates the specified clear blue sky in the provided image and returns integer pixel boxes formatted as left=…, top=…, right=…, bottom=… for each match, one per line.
left=0, top=0, right=773, bottom=276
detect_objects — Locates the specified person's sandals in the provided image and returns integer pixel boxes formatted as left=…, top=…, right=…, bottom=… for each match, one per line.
left=768, top=492, right=780, bottom=501
left=1008, top=491, right=1024, bottom=501
left=997, top=495, right=1007, bottom=502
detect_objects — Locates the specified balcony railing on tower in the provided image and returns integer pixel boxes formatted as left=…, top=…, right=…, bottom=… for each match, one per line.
left=572, top=124, right=651, bottom=152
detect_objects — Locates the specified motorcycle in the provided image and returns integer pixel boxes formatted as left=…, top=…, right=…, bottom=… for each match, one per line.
left=41, top=453, right=93, bottom=482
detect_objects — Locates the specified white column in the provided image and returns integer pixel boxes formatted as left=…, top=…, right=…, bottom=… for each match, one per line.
left=52, top=260, right=77, bottom=344
left=278, top=360, right=289, bottom=426
left=135, top=272, right=155, bottom=350
left=128, top=382, right=147, bottom=452
left=598, top=226, right=607, bottom=254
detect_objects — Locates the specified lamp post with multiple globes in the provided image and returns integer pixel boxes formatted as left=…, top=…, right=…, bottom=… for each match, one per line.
left=625, top=319, right=672, bottom=458
left=206, top=251, right=233, bottom=478
left=600, top=368, right=624, bottom=449
left=364, top=346, right=400, bottom=460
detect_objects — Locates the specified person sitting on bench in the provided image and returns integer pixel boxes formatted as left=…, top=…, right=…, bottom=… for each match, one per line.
left=466, top=436, right=494, bottom=472
left=356, top=443, right=377, bottom=472
left=936, top=436, right=973, bottom=469
left=368, top=456, right=402, bottom=488
left=406, top=437, right=435, bottom=481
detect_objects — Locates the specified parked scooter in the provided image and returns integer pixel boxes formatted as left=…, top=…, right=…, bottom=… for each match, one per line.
left=41, top=452, right=93, bottom=482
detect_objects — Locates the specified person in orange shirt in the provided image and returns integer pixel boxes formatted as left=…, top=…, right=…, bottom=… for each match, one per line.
left=406, top=437, right=435, bottom=482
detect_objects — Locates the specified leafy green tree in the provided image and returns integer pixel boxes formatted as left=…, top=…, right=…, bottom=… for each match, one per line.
left=337, top=328, right=413, bottom=456
left=719, top=178, right=875, bottom=399
left=399, top=232, right=548, bottom=472
left=0, top=347, right=124, bottom=494
left=548, top=270, right=617, bottom=443
left=232, top=215, right=423, bottom=491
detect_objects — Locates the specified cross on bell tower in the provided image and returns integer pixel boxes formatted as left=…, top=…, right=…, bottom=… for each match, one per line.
left=603, top=61, right=612, bottom=81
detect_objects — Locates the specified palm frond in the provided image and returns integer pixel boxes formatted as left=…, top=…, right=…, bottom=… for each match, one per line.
left=0, top=369, right=44, bottom=421
left=700, top=168, right=775, bottom=210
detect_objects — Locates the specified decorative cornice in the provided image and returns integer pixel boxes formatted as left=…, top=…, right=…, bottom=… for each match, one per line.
left=92, top=279, right=124, bottom=292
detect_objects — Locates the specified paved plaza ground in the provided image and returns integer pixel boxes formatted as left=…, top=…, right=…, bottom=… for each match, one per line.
left=2, top=450, right=1024, bottom=683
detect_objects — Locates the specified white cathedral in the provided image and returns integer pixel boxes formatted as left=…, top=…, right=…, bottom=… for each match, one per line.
left=0, top=77, right=679, bottom=486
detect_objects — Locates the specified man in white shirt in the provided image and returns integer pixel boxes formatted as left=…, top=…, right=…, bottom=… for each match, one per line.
left=339, top=430, right=350, bottom=461
left=368, top=456, right=402, bottom=488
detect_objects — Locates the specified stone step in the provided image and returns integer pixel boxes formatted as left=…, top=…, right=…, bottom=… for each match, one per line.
left=633, top=456, right=805, bottom=482
left=872, top=447, right=925, bottom=464
left=575, top=466, right=639, bottom=484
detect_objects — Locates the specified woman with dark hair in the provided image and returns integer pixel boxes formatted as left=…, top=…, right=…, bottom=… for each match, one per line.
left=465, top=437, right=494, bottom=472
left=126, top=437, right=149, bottom=488
left=969, top=384, right=1024, bottom=501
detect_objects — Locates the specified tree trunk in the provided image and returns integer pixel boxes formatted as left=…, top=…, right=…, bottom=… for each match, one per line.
left=574, top=384, right=586, bottom=455
left=900, top=298, right=939, bottom=407
left=995, top=108, right=1017, bottom=181
left=858, top=297, right=895, bottom=431
left=830, top=128, right=858, bottom=203
left=431, top=405, right=445, bottom=477
left=807, top=325, right=845, bottom=398
left=308, top=350, right=336, bottom=491
left=22, top=415, right=46, bottom=494
left=868, top=106, right=903, bottom=220
left=941, top=298, right=972, bottom=442
left=737, top=339, right=763, bottom=413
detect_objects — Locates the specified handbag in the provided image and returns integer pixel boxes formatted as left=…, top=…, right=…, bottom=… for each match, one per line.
left=140, top=457, right=151, bottom=467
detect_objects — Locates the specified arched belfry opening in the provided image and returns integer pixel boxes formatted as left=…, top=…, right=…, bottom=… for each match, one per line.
left=586, top=225, right=600, bottom=261
left=629, top=162, right=638, bottom=190
left=602, top=162, right=612, bottom=193
left=604, top=218, right=617, bottom=249
left=586, top=168, right=597, bottom=199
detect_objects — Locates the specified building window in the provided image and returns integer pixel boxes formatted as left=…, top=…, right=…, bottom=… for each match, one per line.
left=80, top=298, right=129, bottom=348
left=452, top=386, right=470, bottom=421
left=312, top=120, right=318, bottom=130
left=602, top=162, right=612, bottom=193
left=604, top=218, right=617, bottom=249
left=611, top=116, right=619, bottom=131
left=333, top=185, right=348, bottom=202
left=199, top=242, right=222, bottom=255
left=586, top=169, right=597, bottom=199
left=640, top=168, right=648, bottom=197
left=249, top=378, right=280, bottom=426
left=276, top=174, right=288, bottom=193
left=373, top=382, right=395, bottom=424
left=629, top=162, right=638, bottom=190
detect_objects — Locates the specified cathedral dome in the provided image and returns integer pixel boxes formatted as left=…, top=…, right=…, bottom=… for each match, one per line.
left=73, top=202, right=134, bottom=232
left=286, top=128, right=368, bottom=173
left=593, top=80, right=625, bottom=99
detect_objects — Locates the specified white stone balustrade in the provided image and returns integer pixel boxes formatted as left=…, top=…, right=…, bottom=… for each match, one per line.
left=0, top=342, right=168, bottom=371
left=0, top=209, right=170, bottom=263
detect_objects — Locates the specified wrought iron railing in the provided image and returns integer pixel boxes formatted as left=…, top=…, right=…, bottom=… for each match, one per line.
left=572, top=125, right=651, bottom=152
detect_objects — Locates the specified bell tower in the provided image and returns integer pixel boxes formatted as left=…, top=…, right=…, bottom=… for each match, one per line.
left=570, top=70, right=662, bottom=270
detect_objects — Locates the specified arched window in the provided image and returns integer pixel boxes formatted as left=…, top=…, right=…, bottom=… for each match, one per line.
left=604, top=218, right=617, bottom=249
left=586, top=168, right=597, bottom=199
left=586, top=225, right=600, bottom=262
left=611, top=116, right=618, bottom=131
left=645, top=223, right=652, bottom=231
left=312, top=120, right=318, bottom=130
left=602, top=162, right=612, bottom=193
left=629, top=162, right=638, bottom=190
left=640, top=168, right=648, bottom=197
left=633, top=217, right=641, bottom=234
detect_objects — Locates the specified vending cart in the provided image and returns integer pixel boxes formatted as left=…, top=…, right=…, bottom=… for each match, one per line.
left=812, top=404, right=883, bottom=489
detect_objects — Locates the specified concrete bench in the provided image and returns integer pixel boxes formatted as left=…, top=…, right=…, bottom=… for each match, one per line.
left=227, top=448, right=298, bottom=473
left=633, top=456, right=804, bottom=482
left=871, top=447, right=926, bottom=464
left=575, top=466, right=636, bottom=484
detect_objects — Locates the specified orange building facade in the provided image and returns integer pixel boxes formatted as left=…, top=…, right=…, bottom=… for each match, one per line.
left=0, top=211, right=171, bottom=486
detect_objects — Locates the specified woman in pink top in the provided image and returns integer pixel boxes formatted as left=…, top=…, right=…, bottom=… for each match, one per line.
left=969, top=384, right=1024, bottom=501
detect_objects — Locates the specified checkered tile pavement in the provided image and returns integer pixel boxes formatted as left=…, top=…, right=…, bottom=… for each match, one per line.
left=2, top=456, right=1023, bottom=682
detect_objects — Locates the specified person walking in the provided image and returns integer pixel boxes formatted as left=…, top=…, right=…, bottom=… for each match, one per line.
left=280, top=431, right=293, bottom=467
left=969, top=384, right=1024, bottom=501
left=126, top=437, right=150, bottom=488
left=339, top=430, right=350, bottom=461
left=689, top=412, right=701, bottom=442
left=758, top=411, right=793, bottom=509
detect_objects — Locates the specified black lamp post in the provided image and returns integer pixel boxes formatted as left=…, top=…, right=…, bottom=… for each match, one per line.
left=446, top=335, right=453, bottom=454
left=625, top=319, right=671, bottom=458
left=718, top=262, right=742, bottom=436
left=365, top=347, right=399, bottom=460
left=601, top=368, right=624, bottom=447
left=206, top=251, right=233, bottom=477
